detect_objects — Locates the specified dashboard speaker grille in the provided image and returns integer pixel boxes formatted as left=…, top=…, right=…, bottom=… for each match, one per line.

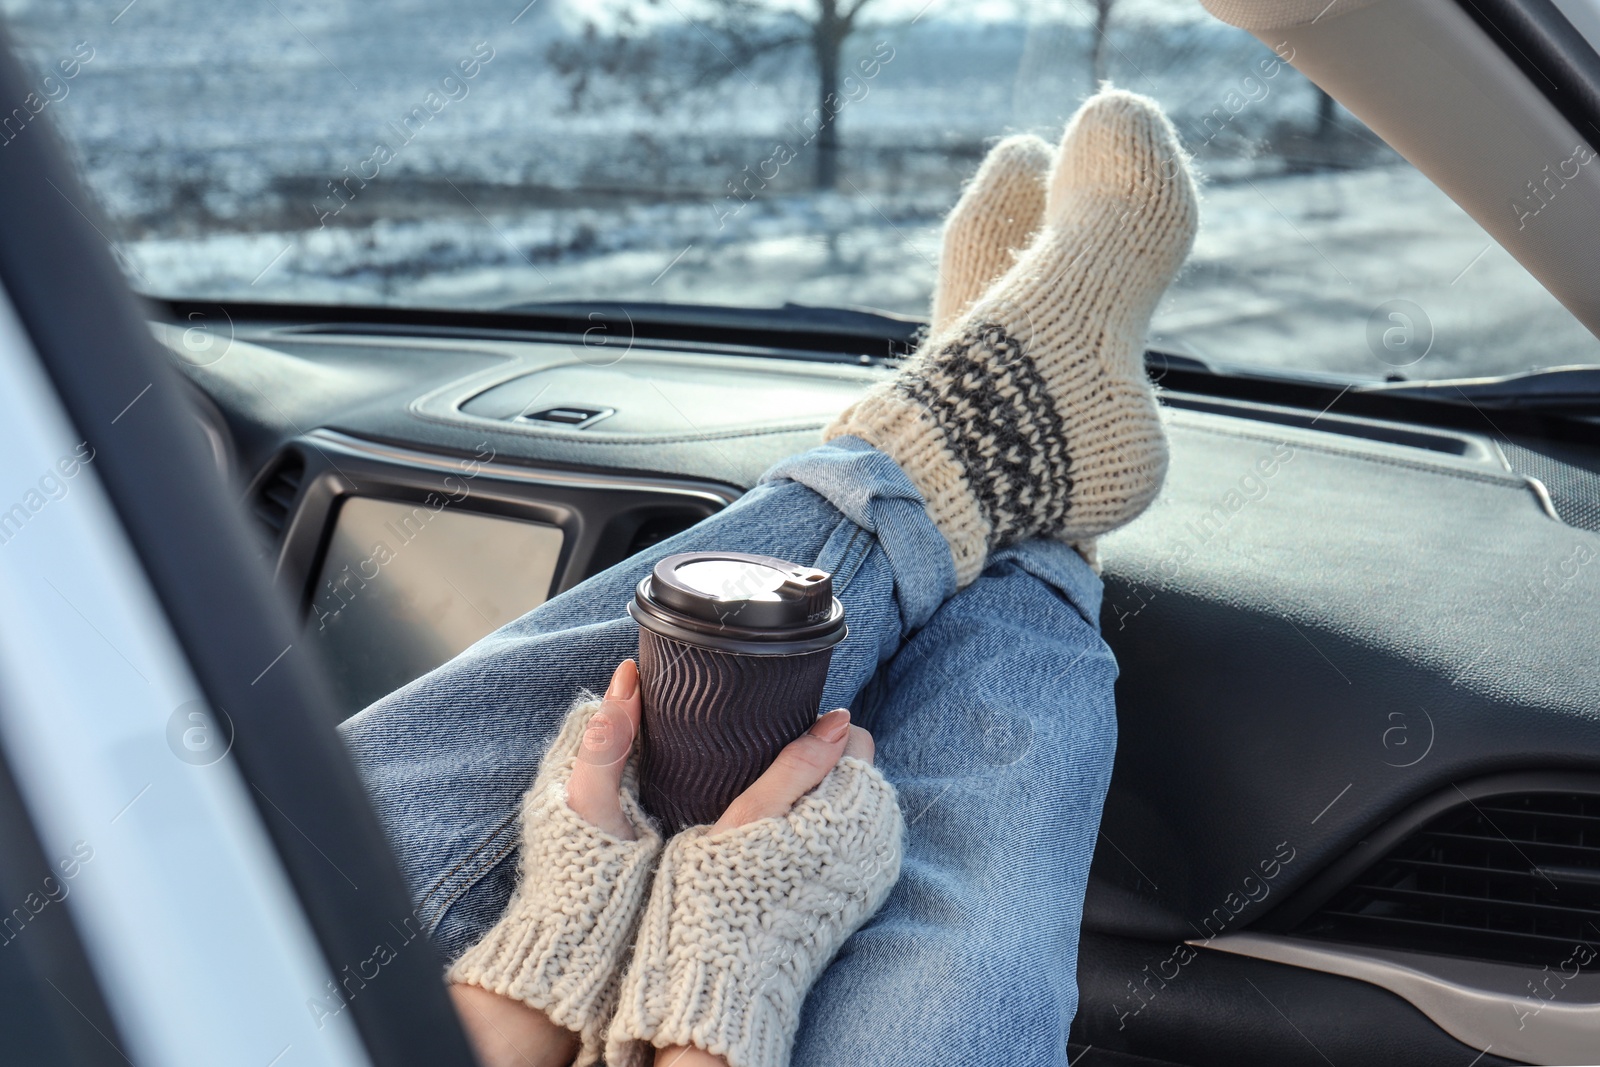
left=1500, top=440, right=1600, bottom=533
left=1298, top=792, right=1600, bottom=969
left=251, top=452, right=305, bottom=539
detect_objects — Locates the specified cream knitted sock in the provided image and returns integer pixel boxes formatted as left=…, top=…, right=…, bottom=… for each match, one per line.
left=930, top=133, right=1053, bottom=332
left=829, top=89, right=1199, bottom=586
left=448, top=699, right=663, bottom=1067
left=605, top=756, right=903, bottom=1067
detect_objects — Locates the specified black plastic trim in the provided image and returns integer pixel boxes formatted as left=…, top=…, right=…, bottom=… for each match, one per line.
left=1069, top=929, right=1527, bottom=1067
left=0, top=27, right=476, bottom=1067
left=1159, top=392, right=1487, bottom=457
left=264, top=431, right=735, bottom=621
left=156, top=297, right=919, bottom=364
left=1153, top=364, right=1598, bottom=445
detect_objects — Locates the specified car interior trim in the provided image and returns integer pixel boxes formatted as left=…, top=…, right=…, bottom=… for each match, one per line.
left=1158, top=391, right=1501, bottom=461
left=0, top=281, right=371, bottom=1067
left=301, top=427, right=741, bottom=506
left=1158, top=361, right=1599, bottom=446
left=0, top=28, right=478, bottom=1064
left=1451, top=0, right=1600, bottom=155
left=407, top=343, right=890, bottom=444
left=1520, top=473, right=1565, bottom=522
left=268, top=431, right=735, bottom=698
left=0, top=697, right=133, bottom=1065
left=1197, top=0, right=1384, bottom=32
left=1192, top=931, right=1600, bottom=1064
left=277, top=429, right=735, bottom=609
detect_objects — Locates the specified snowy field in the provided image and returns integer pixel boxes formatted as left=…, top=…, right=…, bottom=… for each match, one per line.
left=4, top=0, right=1596, bottom=380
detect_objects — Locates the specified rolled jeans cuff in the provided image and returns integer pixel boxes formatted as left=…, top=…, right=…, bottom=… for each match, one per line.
left=760, top=435, right=957, bottom=634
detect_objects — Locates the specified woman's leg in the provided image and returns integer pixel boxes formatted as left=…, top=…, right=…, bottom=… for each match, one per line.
left=785, top=101, right=1196, bottom=1058
left=341, top=437, right=958, bottom=958
left=793, top=537, right=1116, bottom=1067
left=340, top=119, right=1067, bottom=960
left=345, top=86, right=1195, bottom=1031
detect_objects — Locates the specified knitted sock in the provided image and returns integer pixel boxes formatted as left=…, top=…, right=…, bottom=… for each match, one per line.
left=829, top=89, right=1199, bottom=586
left=930, top=133, right=1053, bottom=332
left=605, top=756, right=903, bottom=1067
left=448, top=699, right=663, bottom=1067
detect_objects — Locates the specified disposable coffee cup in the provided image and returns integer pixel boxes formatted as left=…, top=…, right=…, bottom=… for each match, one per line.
left=628, top=551, right=848, bottom=835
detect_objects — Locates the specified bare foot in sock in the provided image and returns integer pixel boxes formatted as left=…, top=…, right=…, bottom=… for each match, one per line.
left=932, top=133, right=1053, bottom=332
left=829, top=88, right=1199, bottom=586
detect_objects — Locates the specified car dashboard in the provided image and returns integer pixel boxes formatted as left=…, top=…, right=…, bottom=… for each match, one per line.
left=163, top=312, right=1600, bottom=1067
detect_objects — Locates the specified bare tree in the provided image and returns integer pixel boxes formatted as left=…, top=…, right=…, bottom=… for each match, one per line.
left=1087, top=0, right=1115, bottom=88
left=547, top=0, right=885, bottom=191
left=1313, top=85, right=1337, bottom=141
left=807, top=0, right=874, bottom=189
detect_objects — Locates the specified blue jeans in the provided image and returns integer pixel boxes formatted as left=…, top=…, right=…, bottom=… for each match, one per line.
left=341, top=436, right=1118, bottom=1066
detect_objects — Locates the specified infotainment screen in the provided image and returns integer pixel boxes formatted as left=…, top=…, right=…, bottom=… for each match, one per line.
left=306, top=497, right=564, bottom=719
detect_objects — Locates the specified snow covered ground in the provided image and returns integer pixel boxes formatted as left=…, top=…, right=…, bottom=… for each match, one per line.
left=3, top=0, right=1595, bottom=381
left=118, top=163, right=1599, bottom=382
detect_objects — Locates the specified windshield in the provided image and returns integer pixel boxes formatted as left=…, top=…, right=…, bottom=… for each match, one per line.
left=4, top=0, right=1598, bottom=382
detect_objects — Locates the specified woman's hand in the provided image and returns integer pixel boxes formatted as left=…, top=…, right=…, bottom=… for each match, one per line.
left=570, top=660, right=879, bottom=1067
left=564, top=659, right=645, bottom=841
left=567, top=659, right=876, bottom=835
left=450, top=663, right=669, bottom=1067
left=713, top=705, right=874, bottom=827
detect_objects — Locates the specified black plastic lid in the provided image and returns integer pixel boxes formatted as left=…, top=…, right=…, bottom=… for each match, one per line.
left=629, top=551, right=847, bottom=655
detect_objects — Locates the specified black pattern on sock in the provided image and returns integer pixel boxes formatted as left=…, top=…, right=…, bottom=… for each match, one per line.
left=897, top=322, right=1074, bottom=546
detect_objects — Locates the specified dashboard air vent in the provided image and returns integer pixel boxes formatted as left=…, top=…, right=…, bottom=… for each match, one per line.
left=517, top=406, right=615, bottom=430
left=625, top=513, right=699, bottom=556
left=1299, top=792, right=1600, bottom=969
left=252, top=452, right=305, bottom=539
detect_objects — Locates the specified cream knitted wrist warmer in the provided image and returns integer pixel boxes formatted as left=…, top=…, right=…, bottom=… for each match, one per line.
left=448, top=699, right=663, bottom=1067
left=605, top=756, right=903, bottom=1067
left=828, top=89, right=1199, bottom=586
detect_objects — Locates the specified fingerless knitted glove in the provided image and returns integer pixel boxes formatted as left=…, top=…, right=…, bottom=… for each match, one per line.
left=606, top=756, right=904, bottom=1067
left=448, top=699, right=663, bottom=1066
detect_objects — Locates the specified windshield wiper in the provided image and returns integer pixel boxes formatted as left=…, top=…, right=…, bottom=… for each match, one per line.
left=167, top=296, right=927, bottom=364
left=501, top=299, right=923, bottom=350
left=1356, top=365, right=1600, bottom=413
